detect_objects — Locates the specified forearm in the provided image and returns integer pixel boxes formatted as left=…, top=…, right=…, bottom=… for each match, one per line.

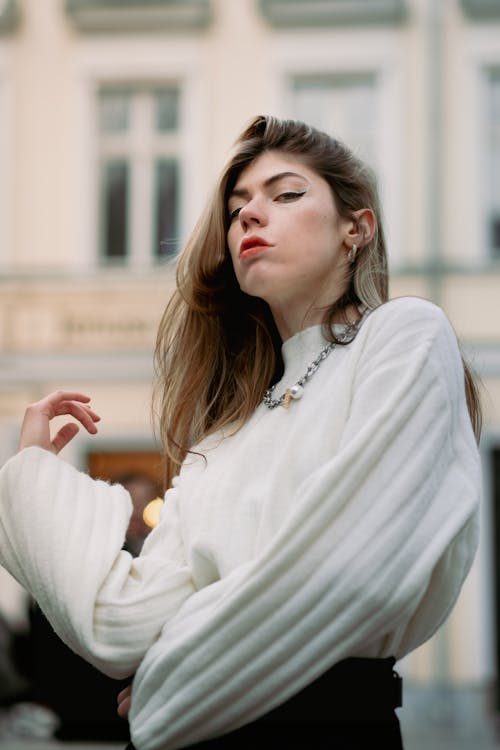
left=0, top=447, right=194, bottom=677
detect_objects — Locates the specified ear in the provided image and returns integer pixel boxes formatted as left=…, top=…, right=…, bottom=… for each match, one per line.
left=344, top=208, right=376, bottom=248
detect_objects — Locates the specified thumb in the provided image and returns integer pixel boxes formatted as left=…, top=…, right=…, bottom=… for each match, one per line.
left=51, top=422, right=80, bottom=454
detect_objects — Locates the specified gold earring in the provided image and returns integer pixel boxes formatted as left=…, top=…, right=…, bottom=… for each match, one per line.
left=348, top=243, right=357, bottom=263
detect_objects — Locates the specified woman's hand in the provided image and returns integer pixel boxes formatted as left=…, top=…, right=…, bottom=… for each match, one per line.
left=19, top=391, right=101, bottom=454
left=117, top=684, right=132, bottom=719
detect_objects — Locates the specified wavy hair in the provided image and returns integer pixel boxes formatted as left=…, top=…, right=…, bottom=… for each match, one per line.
left=154, top=115, right=481, bottom=487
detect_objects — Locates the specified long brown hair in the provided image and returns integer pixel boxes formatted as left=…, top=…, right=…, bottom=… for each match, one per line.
left=154, top=115, right=481, bottom=488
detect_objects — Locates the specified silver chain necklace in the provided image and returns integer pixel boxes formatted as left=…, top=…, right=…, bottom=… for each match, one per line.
left=263, top=323, right=359, bottom=410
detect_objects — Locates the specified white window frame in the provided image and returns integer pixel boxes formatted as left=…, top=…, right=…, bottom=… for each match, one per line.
left=70, top=38, right=208, bottom=273
left=97, top=85, right=183, bottom=268
left=267, top=30, right=405, bottom=268
left=0, top=45, right=13, bottom=273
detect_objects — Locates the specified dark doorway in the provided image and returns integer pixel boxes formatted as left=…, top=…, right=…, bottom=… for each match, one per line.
left=492, top=447, right=500, bottom=709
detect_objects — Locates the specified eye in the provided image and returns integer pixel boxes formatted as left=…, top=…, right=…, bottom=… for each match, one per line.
left=276, top=190, right=306, bottom=202
left=228, top=206, right=242, bottom=223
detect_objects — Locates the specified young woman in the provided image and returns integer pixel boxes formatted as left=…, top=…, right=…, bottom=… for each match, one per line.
left=0, top=115, right=482, bottom=750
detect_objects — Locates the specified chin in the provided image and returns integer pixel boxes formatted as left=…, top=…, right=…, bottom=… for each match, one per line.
left=239, top=281, right=274, bottom=302
left=237, top=275, right=268, bottom=298
left=236, top=268, right=286, bottom=305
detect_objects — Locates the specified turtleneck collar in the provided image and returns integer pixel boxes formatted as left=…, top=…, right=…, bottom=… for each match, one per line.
left=278, top=323, right=351, bottom=387
left=281, top=325, right=326, bottom=371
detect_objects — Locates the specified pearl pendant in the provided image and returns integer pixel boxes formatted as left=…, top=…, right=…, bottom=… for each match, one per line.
left=289, top=384, right=304, bottom=400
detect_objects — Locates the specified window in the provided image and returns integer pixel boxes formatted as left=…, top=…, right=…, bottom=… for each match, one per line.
left=487, top=70, right=500, bottom=259
left=98, top=85, right=181, bottom=267
left=259, top=0, right=406, bottom=27
left=286, top=68, right=406, bottom=265
left=65, top=0, right=212, bottom=33
left=0, top=0, right=20, bottom=34
left=461, top=0, right=500, bottom=20
left=291, top=74, right=378, bottom=171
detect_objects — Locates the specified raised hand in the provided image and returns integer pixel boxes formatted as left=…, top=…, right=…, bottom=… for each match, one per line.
left=19, top=390, right=101, bottom=454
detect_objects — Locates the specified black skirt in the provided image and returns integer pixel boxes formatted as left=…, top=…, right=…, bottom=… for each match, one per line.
left=125, top=656, right=403, bottom=749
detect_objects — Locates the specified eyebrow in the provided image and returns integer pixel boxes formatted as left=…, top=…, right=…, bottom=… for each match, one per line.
left=229, top=171, right=309, bottom=199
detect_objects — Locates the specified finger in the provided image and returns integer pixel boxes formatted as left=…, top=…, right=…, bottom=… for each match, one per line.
left=117, top=685, right=132, bottom=703
left=55, top=402, right=100, bottom=434
left=117, top=687, right=132, bottom=719
left=51, top=423, right=80, bottom=454
left=48, top=391, right=92, bottom=405
left=117, top=694, right=131, bottom=719
left=80, top=405, right=101, bottom=422
left=39, top=391, right=92, bottom=417
left=85, top=405, right=101, bottom=418
left=52, top=400, right=101, bottom=424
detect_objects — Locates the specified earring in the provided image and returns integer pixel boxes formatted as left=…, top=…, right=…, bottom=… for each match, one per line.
left=348, top=243, right=358, bottom=264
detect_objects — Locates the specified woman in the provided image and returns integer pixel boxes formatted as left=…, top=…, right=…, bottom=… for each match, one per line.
left=0, top=115, right=482, bottom=750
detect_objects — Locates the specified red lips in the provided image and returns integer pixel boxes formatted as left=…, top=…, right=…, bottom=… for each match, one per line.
left=240, top=235, right=272, bottom=259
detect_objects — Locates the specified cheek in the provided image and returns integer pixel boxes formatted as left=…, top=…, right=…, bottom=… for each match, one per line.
left=226, top=224, right=237, bottom=251
left=311, top=206, right=340, bottom=245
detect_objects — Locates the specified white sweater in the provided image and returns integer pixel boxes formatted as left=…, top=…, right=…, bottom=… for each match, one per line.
left=0, top=296, right=481, bottom=750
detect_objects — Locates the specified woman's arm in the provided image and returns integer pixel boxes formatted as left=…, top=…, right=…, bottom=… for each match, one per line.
left=128, top=300, right=481, bottom=750
left=0, top=394, right=195, bottom=678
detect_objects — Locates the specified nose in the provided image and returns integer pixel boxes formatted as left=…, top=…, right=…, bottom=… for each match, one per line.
left=238, top=196, right=268, bottom=231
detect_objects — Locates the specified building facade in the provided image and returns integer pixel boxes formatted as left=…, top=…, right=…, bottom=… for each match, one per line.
left=0, top=0, right=500, bottom=743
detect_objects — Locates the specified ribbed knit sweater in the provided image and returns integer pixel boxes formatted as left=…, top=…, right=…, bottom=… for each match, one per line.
left=0, top=296, right=481, bottom=750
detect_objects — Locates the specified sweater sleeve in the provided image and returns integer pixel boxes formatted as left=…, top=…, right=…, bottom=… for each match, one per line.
left=0, top=450, right=195, bottom=678
left=129, top=299, right=481, bottom=750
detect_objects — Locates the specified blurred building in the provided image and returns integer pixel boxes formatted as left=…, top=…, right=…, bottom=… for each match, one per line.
left=0, top=0, right=499, bottom=744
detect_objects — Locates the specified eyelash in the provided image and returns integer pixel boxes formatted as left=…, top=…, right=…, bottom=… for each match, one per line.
left=228, top=191, right=306, bottom=223
left=228, top=207, right=242, bottom=222
left=278, top=191, right=306, bottom=202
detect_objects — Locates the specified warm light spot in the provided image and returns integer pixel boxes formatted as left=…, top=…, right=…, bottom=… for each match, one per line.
left=143, top=497, right=164, bottom=528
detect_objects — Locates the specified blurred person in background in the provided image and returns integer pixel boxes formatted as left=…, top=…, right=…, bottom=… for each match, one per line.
left=120, top=473, right=161, bottom=557
left=0, top=569, right=30, bottom=712
left=0, top=115, right=482, bottom=750
left=0, top=610, right=29, bottom=707
left=0, top=569, right=57, bottom=742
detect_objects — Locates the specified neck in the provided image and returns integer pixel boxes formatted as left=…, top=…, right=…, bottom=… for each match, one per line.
left=270, top=301, right=361, bottom=342
left=270, top=307, right=322, bottom=342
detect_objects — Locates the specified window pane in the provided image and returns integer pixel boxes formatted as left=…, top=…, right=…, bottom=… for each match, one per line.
left=292, top=75, right=377, bottom=170
left=155, top=160, right=179, bottom=258
left=491, top=216, right=500, bottom=255
left=489, top=71, right=500, bottom=257
left=155, top=89, right=179, bottom=132
left=101, top=160, right=129, bottom=259
left=99, top=90, right=130, bottom=133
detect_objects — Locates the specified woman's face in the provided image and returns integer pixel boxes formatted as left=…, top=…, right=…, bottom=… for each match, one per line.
left=226, top=151, right=353, bottom=333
